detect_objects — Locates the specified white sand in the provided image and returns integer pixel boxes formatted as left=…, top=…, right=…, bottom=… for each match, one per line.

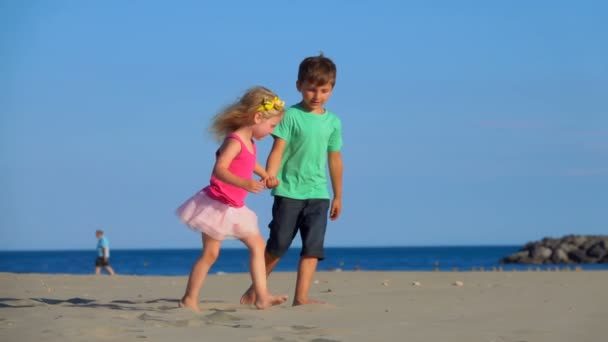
left=1, top=271, right=606, bottom=342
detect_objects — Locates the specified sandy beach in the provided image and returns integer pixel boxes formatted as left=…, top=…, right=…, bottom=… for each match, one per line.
left=1, top=271, right=606, bottom=342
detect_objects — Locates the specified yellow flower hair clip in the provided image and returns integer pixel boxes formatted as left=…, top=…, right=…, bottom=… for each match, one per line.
left=258, top=96, right=285, bottom=112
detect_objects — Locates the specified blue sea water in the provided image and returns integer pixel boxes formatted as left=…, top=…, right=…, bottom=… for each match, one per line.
left=1, top=247, right=607, bottom=275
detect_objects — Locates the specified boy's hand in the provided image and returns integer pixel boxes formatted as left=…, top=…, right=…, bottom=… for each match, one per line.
left=244, top=179, right=265, bottom=193
left=263, top=176, right=280, bottom=189
left=330, top=197, right=342, bottom=220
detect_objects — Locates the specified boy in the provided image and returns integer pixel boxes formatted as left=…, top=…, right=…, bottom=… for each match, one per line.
left=95, top=230, right=116, bottom=275
left=242, top=54, right=343, bottom=305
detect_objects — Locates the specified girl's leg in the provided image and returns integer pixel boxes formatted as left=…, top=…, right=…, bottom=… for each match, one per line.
left=180, top=233, right=221, bottom=311
left=240, top=251, right=279, bottom=305
left=239, top=233, right=288, bottom=309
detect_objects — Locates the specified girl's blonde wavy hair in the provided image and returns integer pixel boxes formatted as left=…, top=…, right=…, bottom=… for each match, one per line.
left=210, top=86, right=285, bottom=141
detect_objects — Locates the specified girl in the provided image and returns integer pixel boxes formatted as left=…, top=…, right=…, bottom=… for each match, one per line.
left=177, top=86, right=287, bottom=311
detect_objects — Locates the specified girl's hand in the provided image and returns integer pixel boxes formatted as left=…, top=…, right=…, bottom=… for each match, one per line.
left=264, top=176, right=280, bottom=189
left=244, top=179, right=265, bottom=194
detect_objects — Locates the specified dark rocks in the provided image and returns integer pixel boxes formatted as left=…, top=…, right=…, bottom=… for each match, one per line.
left=550, top=249, right=569, bottom=264
left=531, top=245, right=552, bottom=259
left=567, top=249, right=588, bottom=263
left=501, top=235, right=608, bottom=264
left=588, top=243, right=607, bottom=259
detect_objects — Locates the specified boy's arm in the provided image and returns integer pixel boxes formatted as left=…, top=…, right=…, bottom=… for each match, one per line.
left=214, top=138, right=264, bottom=193
left=102, top=248, right=109, bottom=260
left=328, top=151, right=343, bottom=220
left=266, top=137, right=286, bottom=177
left=262, top=137, right=286, bottom=189
left=255, top=162, right=280, bottom=189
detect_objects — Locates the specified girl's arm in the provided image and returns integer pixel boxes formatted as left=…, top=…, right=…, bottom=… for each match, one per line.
left=213, top=138, right=264, bottom=193
left=256, top=160, right=280, bottom=189
left=328, top=151, right=343, bottom=220
left=254, top=162, right=268, bottom=179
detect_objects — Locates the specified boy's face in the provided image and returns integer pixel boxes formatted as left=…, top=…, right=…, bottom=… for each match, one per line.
left=296, top=80, right=334, bottom=114
left=96, top=232, right=102, bottom=239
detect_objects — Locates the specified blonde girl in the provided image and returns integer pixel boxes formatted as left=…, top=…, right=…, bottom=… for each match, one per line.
left=177, top=86, right=287, bottom=311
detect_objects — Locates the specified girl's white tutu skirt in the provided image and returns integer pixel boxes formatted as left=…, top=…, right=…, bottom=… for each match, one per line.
left=176, top=191, right=259, bottom=240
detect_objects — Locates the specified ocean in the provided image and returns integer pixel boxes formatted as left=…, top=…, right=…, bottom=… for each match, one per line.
left=1, top=246, right=607, bottom=275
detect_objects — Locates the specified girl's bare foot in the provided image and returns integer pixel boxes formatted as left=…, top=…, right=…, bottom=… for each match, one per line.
left=240, top=287, right=256, bottom=305
left=254, top=293, right=288, bottom=309
left=179, top=296, right=201, bottom=312
left=293, top=298, right=326, bottom=306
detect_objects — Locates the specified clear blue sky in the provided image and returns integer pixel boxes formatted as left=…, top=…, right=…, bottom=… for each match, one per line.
left=1, top=1, right=606, bottom=250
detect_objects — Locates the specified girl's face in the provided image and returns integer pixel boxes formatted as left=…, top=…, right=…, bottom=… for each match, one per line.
left=252, top=115, right=282, bottom=140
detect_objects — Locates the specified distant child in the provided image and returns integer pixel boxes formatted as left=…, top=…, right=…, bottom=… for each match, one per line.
left=95, top=230, right=116, bottom=275
left=176, top=86, right=288, bottom=312
left=241, top=54, right=343, bottom=306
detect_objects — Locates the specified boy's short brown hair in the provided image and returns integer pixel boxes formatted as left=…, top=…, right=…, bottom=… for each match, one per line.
left=297, top=53, right=337, bottom=87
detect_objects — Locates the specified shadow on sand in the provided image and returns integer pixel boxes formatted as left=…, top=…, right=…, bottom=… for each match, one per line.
left=0, top=297, right=225, bottom=310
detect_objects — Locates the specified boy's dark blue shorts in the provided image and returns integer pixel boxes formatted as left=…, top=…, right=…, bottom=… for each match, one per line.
left=266, top=196, right=330, bottom=260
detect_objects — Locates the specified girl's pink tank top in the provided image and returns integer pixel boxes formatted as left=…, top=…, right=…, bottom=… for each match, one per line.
left=203, top=133, right=256, bottom=208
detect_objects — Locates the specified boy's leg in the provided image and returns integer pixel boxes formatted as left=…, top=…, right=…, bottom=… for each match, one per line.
left=240, top=196, right=304, bottom=305
left=294, top=257, right=321, bottom=305
left=239, top=233, right=288, bottom=309
left=294, top=199, right=330, bottom=306
left=180, top=233, right=221, bottom=312
left=95, top=266, right=101, bottom=275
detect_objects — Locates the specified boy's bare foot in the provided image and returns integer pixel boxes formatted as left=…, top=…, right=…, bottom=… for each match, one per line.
left=293, top=298, right=326, bottom=306
left=254, top=294, right=288, bottom=310
left=179, top=296, right=201, bottom=312
left=240, top=286, right=256, bottom=305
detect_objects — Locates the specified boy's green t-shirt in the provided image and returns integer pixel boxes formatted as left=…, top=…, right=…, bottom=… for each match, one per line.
left=271, top=104, right=343, bottom=200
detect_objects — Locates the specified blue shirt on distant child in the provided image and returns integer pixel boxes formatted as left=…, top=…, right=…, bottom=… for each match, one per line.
left=97, top=237, right=110, bottom=257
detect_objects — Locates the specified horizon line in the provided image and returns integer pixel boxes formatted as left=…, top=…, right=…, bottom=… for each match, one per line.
left=0, top=244, right=523, bottom=252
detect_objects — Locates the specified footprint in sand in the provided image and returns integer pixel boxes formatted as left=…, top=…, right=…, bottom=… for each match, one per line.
left=138, top=313, right=165, bottom=322
left=273, top=325, right=320, bottom=334
left=204, top=311, right=252, bottom=328
left=90, top=326, right=121, bottom=338
left=0, top=318, right=17, bottom=328
left=139, top=309, right=253, bottom=328
left=138, top=312, right=206, bottom=328
left=247, top=337, right=288, bottom=342
left=249, top=335, right=340, bottom=342
left=205, top=311, right=242, bottom=322
left=271, top=325, right=347, bottom=342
